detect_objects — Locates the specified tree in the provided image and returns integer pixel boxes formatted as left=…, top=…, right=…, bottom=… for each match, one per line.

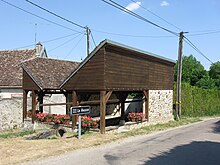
left=196, top=75, right=216, bottom=89
left=174, top=55, right=207, bottom=86
left=209, top=61, right=220, bottom=89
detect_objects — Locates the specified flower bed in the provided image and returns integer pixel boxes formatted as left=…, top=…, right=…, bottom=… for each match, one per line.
left=127, top=112, right=145, bottom=122
left=35, top=113, right=99, bottom=133
left=36, top=113, right=70, bottom=125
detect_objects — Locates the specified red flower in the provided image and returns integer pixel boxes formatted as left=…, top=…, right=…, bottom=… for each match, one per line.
left=82, top=123, right=87, bottom=127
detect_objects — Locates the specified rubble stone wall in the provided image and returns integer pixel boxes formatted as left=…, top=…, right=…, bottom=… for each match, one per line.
left=148, top=90, right=174, bottom=123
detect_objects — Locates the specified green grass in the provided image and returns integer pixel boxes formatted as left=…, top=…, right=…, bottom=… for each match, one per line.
left=0, top=130, right=35, bottom=139
left=122, top=117, right=201, bottom=137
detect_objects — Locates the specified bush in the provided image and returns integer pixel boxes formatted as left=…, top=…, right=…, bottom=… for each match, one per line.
left=174, top=82, right=220, bottom=117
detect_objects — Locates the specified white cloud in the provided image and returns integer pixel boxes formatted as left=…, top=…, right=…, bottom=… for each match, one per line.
left=125, top=2, right=141, bottom=11
left=160, top=1, right=169, bottom=7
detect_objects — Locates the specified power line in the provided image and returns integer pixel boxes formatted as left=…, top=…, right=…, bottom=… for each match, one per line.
left=13, top=32, right=83, bottom=50
left=101, top=0, right=178, bottom=36
left=187, top=29, right=220, bottom=33
left=64, top=34, right=85, bottom=59
left=187, top=30, right=220, bottom=36
left=183, top=36, right=214, bottom=64
left=130, top=0, right=182, bottom=31
left=0, top=0, right=81, bottom=33
left=92, top=29, right=175, bottom=38
left=90, top=31, right=97, bottom=47
left=48, top=33, right=83, bottom=52
left=25, top=0, right=86, bottom=30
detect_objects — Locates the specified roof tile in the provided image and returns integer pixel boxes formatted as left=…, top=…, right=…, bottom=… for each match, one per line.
left=0, top=49, right=36, bottom=87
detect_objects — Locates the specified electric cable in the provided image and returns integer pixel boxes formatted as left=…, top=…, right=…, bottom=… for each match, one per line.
left=48, top=33, right=83, bottom=53
left=64, top=34, right=85, bottom=59
left=130, top=0, right=182, bottom=31
left=90, top=31, right=97, bottom=47
left=101, top=0, right=178, bottom=36
left=183, top=36, right=214, bottom=64
left=186, top=30, right=220, bottom=36
left=0, top=0, right=81, bottom=33
left=25, top=0, right=86, bottom=29
left=92, top=29, right=175, bottom=38
left=12, top=32, right=83, bottom=50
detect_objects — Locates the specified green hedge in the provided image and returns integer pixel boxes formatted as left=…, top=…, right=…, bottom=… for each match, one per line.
left=174, top=83, right=220, bottom=117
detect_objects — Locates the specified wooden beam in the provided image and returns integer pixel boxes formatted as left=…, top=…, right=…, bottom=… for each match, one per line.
left=105, top=91, right=112, bottom=103
left=32, top=90, right=37, bottom=124
left=143, top=90, right=149, bottom=121
left=100, top=91, right=106, bottom=134
left=39, top=98, right=144, bottom=107
left=23, top=90, right=28, bottom=122
left=72, top=91, right=78, bottom=130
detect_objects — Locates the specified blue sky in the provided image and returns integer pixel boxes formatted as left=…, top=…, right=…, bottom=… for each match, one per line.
left=0, top=0, right=219, bottom=70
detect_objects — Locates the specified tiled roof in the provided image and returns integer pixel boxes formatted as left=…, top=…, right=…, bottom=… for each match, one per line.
left=21, top=58, right=80, bottom=89
left=0, top=49, right=36, bottom=88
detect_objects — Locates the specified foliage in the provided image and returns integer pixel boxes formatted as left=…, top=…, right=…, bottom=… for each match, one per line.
left=174, top=55, right=207, bottom=86
left=209, top=61, right=220, bottom=79
left=0, top=130, right=35, bottom=139
left=174, top=82, right=220, bottom=117
left=196, top=75, right=216, bottom=89
left=209, top=61, right=220, bottom=89
left=127, top=112, right=145, bottom=122
left=36, top=113, right=70, bottom=125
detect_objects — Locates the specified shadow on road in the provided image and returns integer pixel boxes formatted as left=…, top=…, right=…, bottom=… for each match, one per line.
left=144, top=141, right=220, bottom=165
left=213, top=120, right=220, bottom=134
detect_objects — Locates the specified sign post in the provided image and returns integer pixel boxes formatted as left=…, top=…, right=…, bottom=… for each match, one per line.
left=70, top=106, right=90, bottom=139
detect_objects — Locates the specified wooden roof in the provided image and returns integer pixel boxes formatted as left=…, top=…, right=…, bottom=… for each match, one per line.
left=21, top=58, right=79, bottom=90
left=60, top=39, right=175, bottom=91
left=0, top=49, right=36, bottom=88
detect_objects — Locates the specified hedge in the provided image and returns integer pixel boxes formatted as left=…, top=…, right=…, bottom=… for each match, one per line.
left=174, top=83, right=220, bottom=117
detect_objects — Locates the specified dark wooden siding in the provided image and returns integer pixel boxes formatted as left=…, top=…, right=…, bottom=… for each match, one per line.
left=63, top=48, right=105, bottom=90
left=105, top=46, right=174, bottom=90
left=22, top=71, right=40, bottom=90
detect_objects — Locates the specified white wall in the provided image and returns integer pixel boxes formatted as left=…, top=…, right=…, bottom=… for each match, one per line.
left=0, top=88, right=23, bottom=99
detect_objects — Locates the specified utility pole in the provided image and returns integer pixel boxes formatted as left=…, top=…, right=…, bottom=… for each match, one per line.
left=86, top=26, right=91, bottom=56
left=176, top=31, right=184, bottom=120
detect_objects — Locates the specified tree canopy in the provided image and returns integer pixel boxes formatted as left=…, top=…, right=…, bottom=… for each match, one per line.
left=174, top=55, right=219, bottom=90
left=209, top=61, right=220, bottom=89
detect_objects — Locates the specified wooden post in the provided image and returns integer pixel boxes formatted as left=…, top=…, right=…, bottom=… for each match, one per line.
left=143, top=90, right=149, bottom=121
left=119, top=93, right=127, bottom=120
left=65, top=93, right=70, bottom=115
left=176, top=32, right=184, bottom=120
left=32, top=90, right=36, bottom=124
left=100, top=91, right=106, bottom=134
left=38, top=92, right=44, bottom=113
left=72, top=91, right=78, bottom=130
left=23, top=90, right=28, bottom=122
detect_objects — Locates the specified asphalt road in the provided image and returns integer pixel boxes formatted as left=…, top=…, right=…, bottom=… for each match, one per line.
left=21, top=117, right=220, bottom=165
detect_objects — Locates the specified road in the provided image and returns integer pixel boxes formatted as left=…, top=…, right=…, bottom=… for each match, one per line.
left=21, top=117, right=220, bottom=165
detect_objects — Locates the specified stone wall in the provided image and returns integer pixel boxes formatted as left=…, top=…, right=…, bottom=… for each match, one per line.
left=0, top=98, right=23, bottom=131
left=148, top=90, right=174, bottom=123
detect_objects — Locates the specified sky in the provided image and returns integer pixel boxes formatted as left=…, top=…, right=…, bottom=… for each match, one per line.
left=0, top=0, right=219, bottom=70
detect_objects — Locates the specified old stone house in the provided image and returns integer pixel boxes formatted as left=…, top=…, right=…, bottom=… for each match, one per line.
left=0, top=43, right=47, bottom=130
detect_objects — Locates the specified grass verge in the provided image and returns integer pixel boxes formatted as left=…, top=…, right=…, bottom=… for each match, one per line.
left=0, top=116, right=204, bottom=165
left=0, top=130, right=35, bottom=139
left=122, top=117, right=201, bottom=137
